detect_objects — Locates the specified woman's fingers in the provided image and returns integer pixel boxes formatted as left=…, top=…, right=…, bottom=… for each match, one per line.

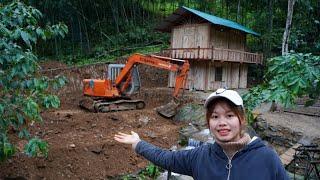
left=117, top=132, right=130, bottom=136
left=114, top=131, right=141, bottom=145
left=114, top=132, right=133, bottom=143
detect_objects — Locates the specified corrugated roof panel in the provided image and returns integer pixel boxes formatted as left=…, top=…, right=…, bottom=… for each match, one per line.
left=155, top=6, right=260, bottom=36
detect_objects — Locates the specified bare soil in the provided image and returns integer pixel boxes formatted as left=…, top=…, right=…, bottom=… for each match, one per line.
left=262, top=111, right=320, bottom=139
left=0, top=90, right=185, bottom=179
left=0, top=61, right=184, bottom=179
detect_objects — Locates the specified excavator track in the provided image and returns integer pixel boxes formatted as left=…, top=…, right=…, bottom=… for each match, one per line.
left=94, top=99, right=145, bottom=112
left=79, top=98, right=145, bottom=113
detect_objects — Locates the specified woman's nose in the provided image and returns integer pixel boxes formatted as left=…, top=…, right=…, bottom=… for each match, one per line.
left=217, top=119, right=227, bottom=126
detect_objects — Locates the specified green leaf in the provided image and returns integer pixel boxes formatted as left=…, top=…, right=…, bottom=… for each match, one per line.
left=20, top=31, right=31, bottom=47
left=18, top=128, right=30, bottom=139
left=0, top=134, right=15, bottom=161
left=24, top=137, right=48, bottom=158
left=0, top=104, right=4, bottom=114
left=17, top=113, right=25, bottom=125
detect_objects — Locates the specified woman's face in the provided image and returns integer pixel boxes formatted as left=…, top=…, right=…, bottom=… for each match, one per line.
left=209, top=101, right=241, bottom=142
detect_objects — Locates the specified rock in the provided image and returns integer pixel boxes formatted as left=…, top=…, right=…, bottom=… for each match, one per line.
left=80, top=126, right=86, bottom=131
left=190, top=129, right=212, bottom=143
left=145, top=131, right=157, bottom=139
left=36, top=162, right=46, bottom=169
left=179, top=123, right=200, bottom=139
left=157, top=171, right=194, bottom=180
left=108, top=115, right=119, bottom=121
left=138, top=116, right=150, bottom=125
left=65, top=113, right=72, bottom=118
left=269, top=126, right=277, bottom=132
left=69, top=144, right=76, bottom=148
left=90, top=146, right=103, bottom=154
left=174, top=103, right=205, bottom=127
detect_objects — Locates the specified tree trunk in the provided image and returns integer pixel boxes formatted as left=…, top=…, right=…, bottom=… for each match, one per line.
left=79, top=0, right=90, bottom=54
left=236, top=0, right=241, bottom=22
left=268, top=0, right=273, bottom=33
left=281, top=0, right=296, bottom=55
left=265, top=0, right=274, bottom=57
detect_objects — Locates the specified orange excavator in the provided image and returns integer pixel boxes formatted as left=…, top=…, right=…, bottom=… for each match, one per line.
left=79, top=53, right=190, bottom=118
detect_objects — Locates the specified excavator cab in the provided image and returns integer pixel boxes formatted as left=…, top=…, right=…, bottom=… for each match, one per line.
left=107, top=64, right=141, bottom=95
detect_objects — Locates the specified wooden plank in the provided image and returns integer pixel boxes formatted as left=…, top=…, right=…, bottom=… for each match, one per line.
left=280, top=143, right=301, bottom=166
left=192, top=61, right=206, bottom=90
left=231, top=63, right=240, bottom=88
left=207, top=62, right=215, bottom=90
left=195, top=24, right=210, bottom=58
left=224, top=63, right=232, bottom=88
left=239, top=64, right=247, bottom=88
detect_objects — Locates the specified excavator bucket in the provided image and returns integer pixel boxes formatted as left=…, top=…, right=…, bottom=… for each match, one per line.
left=156, top=100, right=180, bottom=118
left=79, top=97, right=96, bottom=112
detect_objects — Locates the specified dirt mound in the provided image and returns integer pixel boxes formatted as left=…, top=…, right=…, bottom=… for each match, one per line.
left=1, top=99, right=185, bottom=179
left=0, top=60, right=184, bottom=179
left=39, top=60, right=68, bottom=71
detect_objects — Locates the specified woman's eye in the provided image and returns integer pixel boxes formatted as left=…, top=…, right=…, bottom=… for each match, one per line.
left=227, top=114, right=235, bottom=118
left=211, top=115, right=218, bottom=119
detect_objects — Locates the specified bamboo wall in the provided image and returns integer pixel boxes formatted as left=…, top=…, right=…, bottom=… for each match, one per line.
left=168, top=61, right=248, bottom=90
left=171, top=23, right=210, bottom=58
left=210, top=26, right=246, bottom=50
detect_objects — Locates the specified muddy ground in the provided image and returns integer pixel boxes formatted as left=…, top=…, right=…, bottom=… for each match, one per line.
left=1, top=60, right=183, bottom=179
left=1, top=60, right=319, bottom=179
left=1, top=89, right=187, bottom=179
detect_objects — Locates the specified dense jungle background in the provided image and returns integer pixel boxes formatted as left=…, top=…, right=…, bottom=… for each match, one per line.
left=5, top=0, right=320, bottom=64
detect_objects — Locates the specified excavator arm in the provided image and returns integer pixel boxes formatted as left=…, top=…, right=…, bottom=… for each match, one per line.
left=115, top=53, right=190, bottom=98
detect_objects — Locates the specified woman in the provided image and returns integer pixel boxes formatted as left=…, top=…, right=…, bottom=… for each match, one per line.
left=114, top=88, right=289, bottom=180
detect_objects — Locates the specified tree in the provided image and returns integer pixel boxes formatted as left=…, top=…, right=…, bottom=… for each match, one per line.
left=282, top=0, right=296, bottom=55
left=243, top=53, right=320, bottom=124
left=0, top=1, right=68, bottom=161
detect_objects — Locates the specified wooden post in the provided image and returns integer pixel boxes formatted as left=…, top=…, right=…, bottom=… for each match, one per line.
left=211, top=45, right=214, bottom=61
left=197, top=46, right=200, bottom=60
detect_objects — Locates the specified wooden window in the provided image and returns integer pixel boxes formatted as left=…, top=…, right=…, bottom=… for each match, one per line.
left=215, top=67, right=223, bottom=81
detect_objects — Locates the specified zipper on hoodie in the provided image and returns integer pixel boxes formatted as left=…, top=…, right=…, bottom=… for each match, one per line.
left=223, top=150, right=238, bottom=180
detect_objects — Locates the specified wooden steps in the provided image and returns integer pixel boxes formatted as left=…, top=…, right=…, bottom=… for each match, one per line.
left=280, top=143, right=301, bottom=166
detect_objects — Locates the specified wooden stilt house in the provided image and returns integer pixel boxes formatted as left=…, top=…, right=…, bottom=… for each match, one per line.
left=156, top=6, right=263, bottom=90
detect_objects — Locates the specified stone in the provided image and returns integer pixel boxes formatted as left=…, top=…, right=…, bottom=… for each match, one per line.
left=190, top=129, right=212, bottom=143
left=69, top=144, right=76, bottom=148
left=138, top=116, right=150, bottom=125
left=145, top=131, right=157, bottom=139
left=91, top=146, right=103, bottom=154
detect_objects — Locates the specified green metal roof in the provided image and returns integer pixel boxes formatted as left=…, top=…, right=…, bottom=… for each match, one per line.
left=183, top=6, right=260, bottom=36
left=155, top=6, right=260, bottom=36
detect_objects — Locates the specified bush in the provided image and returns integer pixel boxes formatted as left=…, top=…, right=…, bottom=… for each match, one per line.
left=0, top=1, right=67, bottom=161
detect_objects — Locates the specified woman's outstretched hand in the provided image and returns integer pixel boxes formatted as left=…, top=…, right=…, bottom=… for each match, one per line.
left=114, top=131, right=141, bottom=149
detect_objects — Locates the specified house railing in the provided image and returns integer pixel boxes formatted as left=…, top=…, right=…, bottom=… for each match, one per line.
left=160, top=47, right=263, bottom=64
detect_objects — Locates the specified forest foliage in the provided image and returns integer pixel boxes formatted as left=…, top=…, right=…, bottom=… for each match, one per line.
left=15, top=0, right=320, bottom=63
left=0, top=1, right=67, bottom=160
left=243, top=53, right=320, bottom=124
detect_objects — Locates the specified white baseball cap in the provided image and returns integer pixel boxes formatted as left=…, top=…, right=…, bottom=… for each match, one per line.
left=204, top=88, right=243, bottom=108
